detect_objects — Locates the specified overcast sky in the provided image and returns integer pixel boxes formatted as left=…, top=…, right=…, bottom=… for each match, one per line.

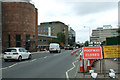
left=32, top=0, right=118, bottom=43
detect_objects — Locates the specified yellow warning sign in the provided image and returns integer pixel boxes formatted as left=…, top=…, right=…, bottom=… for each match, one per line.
left=103, top=45, right=120, bottom=58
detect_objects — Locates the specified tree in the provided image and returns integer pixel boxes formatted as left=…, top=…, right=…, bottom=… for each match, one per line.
left=48, top=32, right=66, bottom=45
left=117, top=27, right=120, bottom=36
left=68, top=38, right=74, bottom=46
left=48, top=38, right=59, bottom=44
left=101, top=41, right=106, bottom=45
left=57, top=32, right=65, bottom=44
left=84, top=41, right=89, bottom=47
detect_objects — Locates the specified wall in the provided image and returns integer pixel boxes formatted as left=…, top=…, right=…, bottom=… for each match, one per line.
left=2, top=2, right=37, bottom=51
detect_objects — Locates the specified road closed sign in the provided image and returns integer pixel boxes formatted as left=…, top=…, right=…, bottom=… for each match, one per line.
left=83, top=47, right=103, bottom=59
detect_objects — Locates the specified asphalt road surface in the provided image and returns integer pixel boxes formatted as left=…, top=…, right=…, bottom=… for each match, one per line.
left=2, top=49, right=78, bottom=78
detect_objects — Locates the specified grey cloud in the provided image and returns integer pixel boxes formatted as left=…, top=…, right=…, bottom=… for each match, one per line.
left=67, top=2, right=118, bottom=16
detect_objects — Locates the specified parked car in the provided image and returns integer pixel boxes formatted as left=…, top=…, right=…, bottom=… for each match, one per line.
left=49, top=43, right=61, bottom=53
left=3, top=47, right=32, bottom=62
left=64, top=46, right=74, bottom=50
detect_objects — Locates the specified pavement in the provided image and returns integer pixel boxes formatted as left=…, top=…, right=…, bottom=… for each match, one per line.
left=74, top=58, right=120, bottom=79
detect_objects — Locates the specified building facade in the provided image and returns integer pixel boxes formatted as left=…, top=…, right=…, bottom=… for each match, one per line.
left=0, top=1, right=2, bottom=53
left=37, top=34, right=57, bottom=51
left=2, top=2, right=38, bottom=51
left=90, top=27, right=118, bottom=42
left=38, top=21, right=68, bottom=45
left=68, top=27, right=76, bottom=42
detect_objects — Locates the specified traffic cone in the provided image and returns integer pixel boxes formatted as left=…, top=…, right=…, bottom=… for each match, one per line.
left=87, top=59, right=91, bottom=71
left=80, top=56, right=84, bottom=72
left=76, top=54, right=78, bottom=56
left=76, top=53, right=78, bottom=56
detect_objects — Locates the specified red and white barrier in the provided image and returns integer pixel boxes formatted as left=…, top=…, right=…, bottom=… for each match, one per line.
left=80, top=56, right=84, bottom=72
left=87, top=59, right=91, bottom=71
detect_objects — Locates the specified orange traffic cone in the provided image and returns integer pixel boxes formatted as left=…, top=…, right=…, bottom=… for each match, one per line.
left=87, top=59, right=91, bottom=71
left=76, top=53, right=78, bottom=56
left=80, top=56, right=84, bottom=72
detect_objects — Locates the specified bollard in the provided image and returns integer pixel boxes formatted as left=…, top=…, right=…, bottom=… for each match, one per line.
left=87, top=59, right=91, bottom=71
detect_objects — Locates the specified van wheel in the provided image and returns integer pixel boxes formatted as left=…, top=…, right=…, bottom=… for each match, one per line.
left=18, top=56, right=22, bottom=62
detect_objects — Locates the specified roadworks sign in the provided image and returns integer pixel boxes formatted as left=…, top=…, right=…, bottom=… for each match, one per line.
left=83, top=47, right=103, bottom=59
left=103, top=45, right=120, bottom=58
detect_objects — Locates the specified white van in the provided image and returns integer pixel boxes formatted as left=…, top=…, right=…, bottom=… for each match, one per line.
left=49, top=43, right=61, bottom=53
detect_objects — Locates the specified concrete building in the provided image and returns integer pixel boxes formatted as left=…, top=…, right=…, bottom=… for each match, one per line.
left=68, top=27, right=76, bottom=45
left=90, top=26, right=118, bottom=42
left=2, top=1, right=38, bottom=51
left=38, top=21, right=68, bottom=45
left=68, top=27, right=75, bottom=42
left=0, top=1, right=2, bottom=52
left=37, top=34, right=57, bottom=51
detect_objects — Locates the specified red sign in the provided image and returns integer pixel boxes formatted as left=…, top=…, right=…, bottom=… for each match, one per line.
left=83, top=47, right=103, bottom=59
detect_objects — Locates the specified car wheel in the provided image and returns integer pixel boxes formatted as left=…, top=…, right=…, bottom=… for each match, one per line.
left=18, top=56, right=22, bottom=62
left=4, top=59, right=8, bottom=62
left=28, top=54, right=32, bottom=60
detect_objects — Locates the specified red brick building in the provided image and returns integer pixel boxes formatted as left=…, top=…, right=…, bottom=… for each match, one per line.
left=2, top=2, right=38, bottom=51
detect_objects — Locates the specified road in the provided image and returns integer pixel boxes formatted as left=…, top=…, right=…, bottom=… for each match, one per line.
left=2, top=49, right=78, bottom=78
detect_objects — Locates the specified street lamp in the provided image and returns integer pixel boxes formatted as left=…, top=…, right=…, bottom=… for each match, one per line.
left=83, top=26, right=91, bottom=42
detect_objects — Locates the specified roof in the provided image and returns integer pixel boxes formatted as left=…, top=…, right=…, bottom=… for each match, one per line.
left=38, top=34, right=57, bottom=38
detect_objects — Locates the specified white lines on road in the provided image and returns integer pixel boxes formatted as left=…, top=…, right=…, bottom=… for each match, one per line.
left=66, top=60, right=78, bottom=80
left=29, top=59, right=37, bottom=62
left=1, top=56, right=49, bottom=70
left=43, top=56, right=48, bottom=59
left=1, top=63, right=18, bottom=70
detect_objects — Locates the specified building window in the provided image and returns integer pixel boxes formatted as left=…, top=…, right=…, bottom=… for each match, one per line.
left=8, top=35, right=10, bottom=47
left=33, top=35, right=35, bottom=49
left=25, top=35, right=30, bottom=50
left=26, top=35, right=30, bottom=40
left=16, top=35, right=21, bottom=47
left=43, top=40, right=46, bottom=42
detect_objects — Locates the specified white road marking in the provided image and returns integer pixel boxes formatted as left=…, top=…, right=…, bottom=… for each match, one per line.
left=8, top=63, right=18, bottom=68
left=1, top=56, right=48, bottom=70
left=44, top=56, right=48, bottom=59
left=66, top=60, right=78, bottom=80
left=29, top=59, right=37, bottom=62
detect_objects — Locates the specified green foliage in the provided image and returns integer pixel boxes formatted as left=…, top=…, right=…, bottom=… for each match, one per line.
left=48, top=38, right=60, bottom=44
left=84, top=41, right=89, bottom=47
left=57, top=32, right=65, bottom=44
left=48, top=32, right=66, bottom=45
left=68, top=38, right=74, bottom=46
left=117, top=27, right=120, bottom=36
left=101, top=41, right=106, bottom=45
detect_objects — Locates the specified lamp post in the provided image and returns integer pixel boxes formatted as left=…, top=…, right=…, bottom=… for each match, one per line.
left=84, top=26, right=91, bottom=42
